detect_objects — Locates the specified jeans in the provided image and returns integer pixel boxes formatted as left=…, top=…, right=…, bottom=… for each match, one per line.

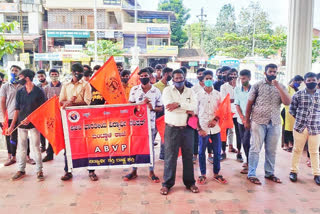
left=133, top=128, right=157, bottom=171
left=159, top=141, right=165, bottom=160
left=238, top=124, right=251, bottom=163
left=248, top=121, right=281, bottom=178
left=17, top=128, right=42, bottom=173
left=199, top=133, right=222, bottom=175
left=162, top=125, right=195, bottom=189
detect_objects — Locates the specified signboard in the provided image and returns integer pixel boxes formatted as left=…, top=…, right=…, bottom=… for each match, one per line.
left=47, top=30, right=90, bottom=38
left=65, top=45, right=83, bottom=51
left=0, top=3, right=18, bottom=12
left=147, top=27, right=169, bottom=35
left=34, top=53, right=61, bottom=61
left=146, top=46, right=178, bottom=55
left=188, top=61, right=198, bottom=67
left=61, top=104, right=153, bottom=170
left=97, top=31, right=123, bottom=39
left=19, top=53, right=30, bottom=64
left=61, top=53, right=91, bottom=62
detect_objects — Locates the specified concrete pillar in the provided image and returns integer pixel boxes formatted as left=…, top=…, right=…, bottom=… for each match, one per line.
left=286, top=0, right=314, bottom=81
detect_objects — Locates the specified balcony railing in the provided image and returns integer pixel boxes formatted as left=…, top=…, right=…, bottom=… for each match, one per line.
left=47, top=22, right=121, bottom=30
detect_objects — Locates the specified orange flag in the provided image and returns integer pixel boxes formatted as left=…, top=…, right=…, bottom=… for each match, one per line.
left=27, top=96, right=65, bottom=155
left=215, top=94, right=234, bottom=142
left=2, top=111, right=8, bottom=135
left=128, top=66, right=140, bottom=87
left=89, top=56, right=127, bottom=104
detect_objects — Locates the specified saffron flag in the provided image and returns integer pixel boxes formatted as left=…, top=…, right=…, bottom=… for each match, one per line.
left=2, top=111, right=8, bottom=135
left=27, top=96, right=65, bottom=155
left=128, top=66, right=140, bottom=87
left=215, top=94, right=234, bottom=142
left=89, top=56, right=127, bottom=104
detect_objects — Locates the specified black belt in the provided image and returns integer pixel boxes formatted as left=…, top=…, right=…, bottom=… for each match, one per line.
left=166, top=123, right=186, bottom=129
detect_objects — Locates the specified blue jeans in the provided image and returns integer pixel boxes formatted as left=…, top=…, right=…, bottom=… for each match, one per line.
left=199, top=133, right=222, bottom=175
left=248, top=121, right=281, bottom=178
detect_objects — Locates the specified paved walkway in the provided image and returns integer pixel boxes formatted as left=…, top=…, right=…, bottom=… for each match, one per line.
left=0, top=143, right=319, bottom=214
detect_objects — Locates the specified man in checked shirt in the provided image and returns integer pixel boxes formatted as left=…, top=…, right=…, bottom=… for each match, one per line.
left=289, top=72, right=320, bottom=185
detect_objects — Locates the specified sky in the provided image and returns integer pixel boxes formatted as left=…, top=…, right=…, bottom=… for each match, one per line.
left=138, top=0, right=320, bottom=30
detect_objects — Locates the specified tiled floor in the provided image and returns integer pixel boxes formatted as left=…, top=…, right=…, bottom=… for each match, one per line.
left=0, top=144, right=319, bottom=214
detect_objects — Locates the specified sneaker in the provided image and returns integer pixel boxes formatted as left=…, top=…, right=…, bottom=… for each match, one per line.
left=220, top=153, right=226, bottom=161
left=37, top=171, right=45, bottom=181
left=4, top=158, right=16, bottom=166
left=61, top=172, right=73, bottom=181
left=27, top=158, right=36, bottom=165
left=193, top=156, right=197, bottom=164
left=11, top=171, right=26, bottom=181
left=207, top=157, right=214, bottom=164
left=236, top=154, right=244, bottom=163
left=42, top=156, right=53, bottom=162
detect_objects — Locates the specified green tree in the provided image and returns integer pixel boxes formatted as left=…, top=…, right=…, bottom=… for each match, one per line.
left=312, top=40, right=320, bottom=63
left=214, top=33, right=251, bottom=58
left=214, top=4, right=237, bottom=36
left=184, top=22, right=202, bottom=48
left=0, top=22, right=24, bottom=59
left=158, top=0, right=190, bottom=48
left=84, top=40, right=124, bottom=61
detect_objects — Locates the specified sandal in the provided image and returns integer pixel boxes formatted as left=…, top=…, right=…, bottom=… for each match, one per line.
left=149, top=175, right=160, bottom=183
left=89, top=172, right=98, bottom=181
left=240, top=168, right=248, bottom=174
left=265, top=175, right=282, bottom=183
left=187, top=185, right=199, bottom=193
left=214, top=175, right=228, bottom=184
left=287, top=147, right=293, bottom=153
left=197, top=175, right=207, bottom=184
left=247, top=177, right=261, bottom=185
left=229, top=148, right=238, bottom=153
left=123, top=173, right=137, bottom=181
left=160, top=186, right=169, bottom=195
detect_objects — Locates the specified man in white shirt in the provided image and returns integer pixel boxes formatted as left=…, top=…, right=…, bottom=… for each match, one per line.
left=197, top=70, right=228, bottom=185
left=220, top=68, right=242, bottom=162
left=123, top=67, right=163, bottom=183
left=160, top=69, right=199, bottom=195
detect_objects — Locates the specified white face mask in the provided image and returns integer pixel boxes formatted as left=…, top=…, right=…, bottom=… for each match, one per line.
left=50, top=76, right=59, bottom=82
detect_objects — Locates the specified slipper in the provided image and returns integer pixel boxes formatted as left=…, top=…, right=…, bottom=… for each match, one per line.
left=123, top=173, right=137, bottom=181
left=214, top=175, right=228, bottom=184
left=265, top=175, right=282, bottom=183
left=187, top=185, right=199, bottom=193
left=160, top=186, right=169, bottom=195
left=89, top=172, right=98, bottom=181
left=197, top=175, right=207, bottom=184
left=247, top=177, right=261, bottom=185
left=149, top=175, right=160, bottom=183
left=240, top=168, right=248, bottom=174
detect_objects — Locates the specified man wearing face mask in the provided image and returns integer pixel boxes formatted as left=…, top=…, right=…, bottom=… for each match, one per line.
left=42, top=69, right=62, bottom=162
left=289, top=72, right=320, bottom=186
left=59, top=63, right=97, bottom=181
left=116, top=62, right=123, bottom=74
left=155, top=64, right=163, bottom=82
left=123, top=68, right=163, bottom=183
left=317, top=73, right=320, bottom=89
left=120, top=70, right=132, bottom=101
left=8, top=69, right=46, bottom=181
left=214, top=66, right=230, bottom=92
left=283, top=75, right=304, bottom=152
left=37, top=70, right=49, bottom=153
left=180, top=66, right=193, bottom=88
left=154, top=67, right=173, bottom=161
left=160, top=69, right=199, bottom=195
left=0, top=65, right=35, bottom=166
left=83, top=65, right=93, bottom=82
left=245, top=64, right=291, bottom=185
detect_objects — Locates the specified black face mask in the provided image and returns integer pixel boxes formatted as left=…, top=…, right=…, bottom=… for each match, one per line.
left=121, top=78, right=129, bottom=84
left=228, top=76, right=236, bottom=82
left=217, top=75, right=223, bottom=80
left=306, top=82, right=317, bottom=90
left=19, top=78, right=26, bottom=85
left=197, top=76, right=204, bottom=82
left=166, top=76, right=172, bottom=82
left=75, top=73, right=83, bottom=81
left=266, top=74, right=276, bottom=82
left=222, top=76, right=227, bottom=82
left=39, top=79, right=46, bottom=83
left=140, top=77, right=150, bottom=85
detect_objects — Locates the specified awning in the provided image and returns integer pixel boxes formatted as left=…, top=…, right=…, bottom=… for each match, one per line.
left=3, top=35, right=42, bottom=41
left=123, top=9, right=176, bottom=21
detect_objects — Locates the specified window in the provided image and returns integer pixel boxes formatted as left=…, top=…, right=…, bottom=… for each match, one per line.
left=103, top=0, right=121, bottom=5
left=56, top=16, right=66, bottom=24
left=5, top=15, right=29, bottom=33
left=147, top=38, right=169, bottom=46
left=73, top=15, right=86, bottom=29
left=53, top=38, right=72, bottom=47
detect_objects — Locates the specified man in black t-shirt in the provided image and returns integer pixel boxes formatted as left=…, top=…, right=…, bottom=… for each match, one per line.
left=8, top=69, right=46, bottom=181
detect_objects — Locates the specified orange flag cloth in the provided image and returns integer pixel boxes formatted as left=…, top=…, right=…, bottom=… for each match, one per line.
left=89, top=56, right=127, bottom=104
left=2, top=111, right=8, bottom=135
left=215, top=94, right=234, bottom=142
left=27, top=96, right=65, bottom=155
left=128, top=66, right=140, bottom=87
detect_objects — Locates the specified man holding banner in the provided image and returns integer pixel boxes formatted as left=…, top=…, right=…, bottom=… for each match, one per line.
left=59, top=63, right=98, bottom=181
left=123, top=67, right=163, bottom=183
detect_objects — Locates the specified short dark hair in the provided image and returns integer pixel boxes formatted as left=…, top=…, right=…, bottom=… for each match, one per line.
left=71, top=63, right=84, bottom=73
left=216, top=68, right=221, bottom=75
left=180, top=66, right=187, bottom=74
left=20, top=69, right=35, bottom=81
left=227, top=68, right=238, bottom=76
left=146, top=66, right=154, bottom=73
left=155, top=64, right=163, bottom=70
left=203, top=70, right=213, bottom=77
left=116, top=62, right=123, bottom=67
left=162, top=67, right=173, bottom=75
left=239, top=69, right=251, bottom=78
left=317, top=73, right=320, bottom=80
left=172, top=69, right=184, bottom=78
left=220, top=66, right=231, bottom=73
left=49, top=68, right=59, bottom=75
left=84, top=70, right=93, bottom=77
left=293, top=75, right=304, bottom=82
left=83, top=65, right=92, bottom=72
left=121, top=70, right=131, bottom=77
left=265, top=63, right=278, bottom=72
left=304, top=72, right=317, bottom=80
left=0, top=72, right=5, bottom=79
left=37, top=70, right=46, bottom=76
left=10, top=65, right=21, bottom=71
left=138, top=68, right=151, bottom=75
left=197, top=67, right=206, bottom=74
left=93, top=65, right=101, bottom=71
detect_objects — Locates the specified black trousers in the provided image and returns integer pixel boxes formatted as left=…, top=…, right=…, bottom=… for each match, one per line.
left=193, top=129, right=199, bottom=155
left=40, top=134, right=46, bottom=149
left=238, top=124, right=251, bottom=163
left=233, top=118, right=242, bottom=151
left=162, top=125, right=195, bottom=189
